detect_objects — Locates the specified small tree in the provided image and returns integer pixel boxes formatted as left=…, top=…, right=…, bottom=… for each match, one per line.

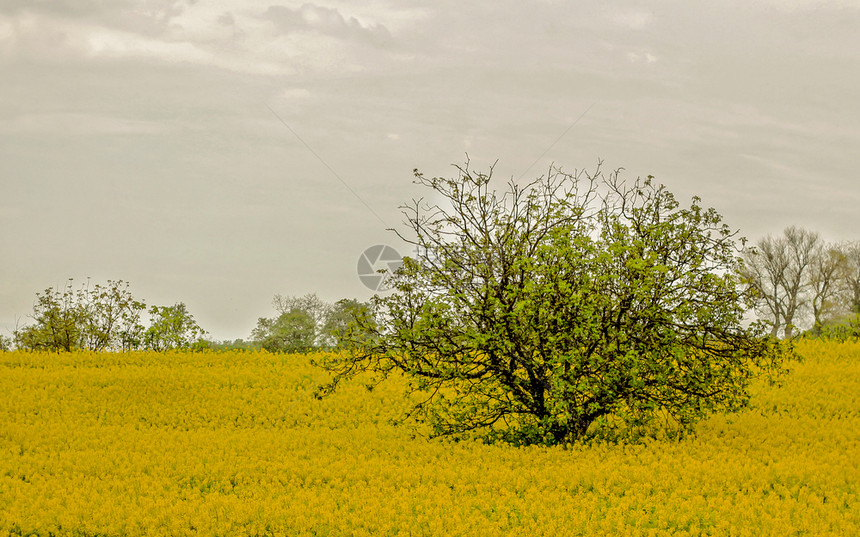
left=321, top=161, right=787, bottom=445
left=14, top=279, right=145, bottom=352
left=144, top=303, right=206, bottom=351
left=78, top=280, right=146, bottom=351
left=251, top=309, right=316, bottom=353
left=0, top=334, right=11, bottom=351
left=273, top=293, right=332, bottom=347
left=14, top=280, right=82, bottom=352
left=322, top=298, right=373, bottom=349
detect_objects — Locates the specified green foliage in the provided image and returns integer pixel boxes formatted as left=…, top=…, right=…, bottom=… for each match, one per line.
left=14, top=280, right=208, bottom=353
left=251, top=309, right=316, bottom=353
left=13, top=279, right=146, bottom=352
left=252, top=295, right=372, bottom=352
left=804, top=313, right=860, bottom=341
left=0, top=334, right=10, bottom=351
left=321, top=161, right=789, bottom=445
left=272, top=293, right=332, bottom=348
left=322, top=298, right=374, bottom=349
left=144, top=303, right=207, bottom=351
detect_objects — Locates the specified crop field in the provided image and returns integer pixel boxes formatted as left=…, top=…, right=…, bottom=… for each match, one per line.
left=0, top=341, right=858, bottom=536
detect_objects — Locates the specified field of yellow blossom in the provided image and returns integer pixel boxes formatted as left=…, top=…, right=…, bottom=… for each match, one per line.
left=1, top=340, right=858, bottom=536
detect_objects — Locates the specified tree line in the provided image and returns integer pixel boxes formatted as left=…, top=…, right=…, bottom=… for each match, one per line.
left=0, top=279, right=370, bottom=354
left=4, top=279, right=206, bottom=352
left=2, top=230, right=856, bottom=354
left=740, top=227, right=860, bottom=340
left=239, top=293, right=371, bottom=353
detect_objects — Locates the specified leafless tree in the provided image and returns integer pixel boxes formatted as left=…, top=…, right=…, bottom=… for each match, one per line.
left=838, top=241, right=860, bottom=315
left=741, top=226, right=821, bottom=338
left=741, top=236, right=788, bottom=337
left=781, top=227, right=822, bottom=336
left=809, top=244, right=846, bottom=332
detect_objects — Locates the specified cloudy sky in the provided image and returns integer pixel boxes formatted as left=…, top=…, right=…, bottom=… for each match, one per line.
left=1, top=0, right=858, bottom=341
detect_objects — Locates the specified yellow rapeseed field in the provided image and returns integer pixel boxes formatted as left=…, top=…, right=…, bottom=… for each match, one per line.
left=0, top=340, right=857, bottom=536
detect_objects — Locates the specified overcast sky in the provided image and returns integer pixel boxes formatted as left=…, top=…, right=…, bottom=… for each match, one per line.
left=2, top=0, right=858, bottom=341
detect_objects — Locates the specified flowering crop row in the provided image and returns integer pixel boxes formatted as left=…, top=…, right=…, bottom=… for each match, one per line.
left=0, top=341, right=857, bottom=536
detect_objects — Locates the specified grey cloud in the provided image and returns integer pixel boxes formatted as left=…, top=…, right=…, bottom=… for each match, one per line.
left=263, top=3, right=392, bottom=46
left=218, top=12, right=236, bottom=27
left=0, top=112, right=168, bottom=136
left=0, top=0, right=194, bottom=37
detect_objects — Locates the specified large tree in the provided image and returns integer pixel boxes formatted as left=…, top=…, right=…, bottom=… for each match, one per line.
left=320, top=161, right=787, bottom=445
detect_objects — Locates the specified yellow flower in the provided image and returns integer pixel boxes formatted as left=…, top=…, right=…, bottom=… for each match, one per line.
left=0, top=342, right=857, bottom=536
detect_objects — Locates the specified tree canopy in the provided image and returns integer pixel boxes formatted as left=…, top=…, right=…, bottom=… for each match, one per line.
left=251, top=309, right=316, bottom=353
left=13, top=279, right=206, bottom=352
left=251, top=294, right=371, bottom=352
left=144, top=303, right=207, bottom=351
left=13, top=279, right=145, bottom=352
left=320, top=161, right=788, bottom=445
